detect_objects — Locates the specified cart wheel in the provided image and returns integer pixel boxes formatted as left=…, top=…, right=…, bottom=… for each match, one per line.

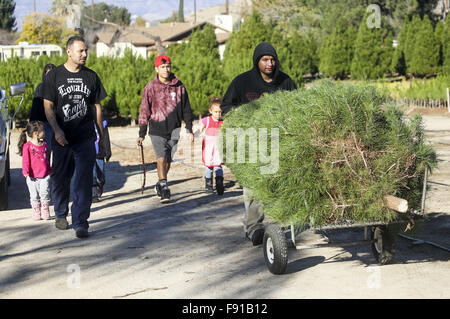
left=263, top=224, right=288, bottom=275
left=371, top=225, right=396, bottom=265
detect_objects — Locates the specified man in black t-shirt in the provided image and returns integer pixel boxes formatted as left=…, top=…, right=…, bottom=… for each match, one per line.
left=43, top=35, right=107, bottom=239
left=221, top=42, right=297, bottom=246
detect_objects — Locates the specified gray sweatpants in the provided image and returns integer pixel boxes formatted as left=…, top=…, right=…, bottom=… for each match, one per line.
left=26, top=175, right=51, bottom=205
left=243, top=187, right=265, bottom=238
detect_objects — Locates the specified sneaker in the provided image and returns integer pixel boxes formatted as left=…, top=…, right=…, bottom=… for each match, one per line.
left=215, top=176, right=224, bottom=195
left=154, top=182, right=162, bottom=198
left=250, top=228, right=265, bottom=246
left=160, top=187, right=170, bottom=204
left=55, top=217, right=69, bottom=230
left=92, top=195, right=99, bottom=203
left=75, top=227, right=89, bottom=239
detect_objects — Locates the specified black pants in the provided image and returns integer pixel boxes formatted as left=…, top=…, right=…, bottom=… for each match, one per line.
left=51, top=137, right=96, bottom=230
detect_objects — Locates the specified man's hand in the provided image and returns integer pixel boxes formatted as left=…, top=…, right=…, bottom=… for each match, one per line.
left=54, top=128, right=68, bottom=146
left=187, top=133, right=194, bottom=143
left=137, top=137, right=145, bottom=146
left=98, top=136, right=106, bottom=158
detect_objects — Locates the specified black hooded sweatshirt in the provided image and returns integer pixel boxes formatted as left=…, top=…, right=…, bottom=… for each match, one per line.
left=221, top=42, right=297, bottom=115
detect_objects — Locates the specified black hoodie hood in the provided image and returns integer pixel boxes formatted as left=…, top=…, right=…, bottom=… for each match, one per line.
left=252, top=41, right=282, bottom=86
left=220, top=42, right=297, bottom=115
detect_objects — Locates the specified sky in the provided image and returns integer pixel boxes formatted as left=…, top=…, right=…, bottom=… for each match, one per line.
left=14, top=0, right=234, bottom=31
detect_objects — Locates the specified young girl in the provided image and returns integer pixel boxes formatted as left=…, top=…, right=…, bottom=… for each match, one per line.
left=18, top=121, right=52, bottom=220
left=201, top=97, right=224, bottom=195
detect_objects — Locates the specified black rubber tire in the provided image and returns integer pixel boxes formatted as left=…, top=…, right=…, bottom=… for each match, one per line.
left=0, top=171, right=8, bottom=211
left=371, top=225, right=396, bottom=265
left=263, top=224, right=288, bottom=275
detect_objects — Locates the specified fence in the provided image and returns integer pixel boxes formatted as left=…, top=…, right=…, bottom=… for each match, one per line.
left=389, top=97, right=449, bottom=109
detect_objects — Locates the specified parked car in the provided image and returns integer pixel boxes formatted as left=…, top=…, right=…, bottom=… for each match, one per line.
left=0, top=82, right=26, bottom=210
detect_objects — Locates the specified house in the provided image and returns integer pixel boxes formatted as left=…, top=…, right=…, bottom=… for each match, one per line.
left=0, top=42, right=63, bottom=62
left=95, top=21, right=230, bottom=59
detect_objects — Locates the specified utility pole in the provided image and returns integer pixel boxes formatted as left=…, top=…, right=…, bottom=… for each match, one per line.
left=34, top=0, right=36, bottom=13
left=226, top=0, right=229, bottom=15
left=194, top=0, right=196, bottom=23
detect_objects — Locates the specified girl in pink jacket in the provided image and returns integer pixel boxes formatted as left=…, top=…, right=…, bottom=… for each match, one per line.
left=201, top=98, right=224, bottom=195
left=18, top=121, right=52, bottom=220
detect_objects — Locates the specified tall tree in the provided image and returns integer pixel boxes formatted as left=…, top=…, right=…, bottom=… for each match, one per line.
left=350, top=12, right=394, bottom=80
left=404, top=14, right=421, bottom=71
left=168, top=24, right=226, bottom=115
left=390, top=16, right=409, bottom=75
left=434, top=20, right=445, bottom=72
left=319, top=19, right=356, bottom=79
left=17, top=12, right=78, bottom=47
left=409, top=15, right=439, bottom=76
left=442, top=15, right=450, bottom=74
left=0, top=0, right=17, bottom=32
left=178, top=0, right=184, bottom=22
left=222, top=11, right=273, bottom=82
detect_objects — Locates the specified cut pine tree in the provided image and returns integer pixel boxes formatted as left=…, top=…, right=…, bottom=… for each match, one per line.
left=221, top=80, right=437, bottom=229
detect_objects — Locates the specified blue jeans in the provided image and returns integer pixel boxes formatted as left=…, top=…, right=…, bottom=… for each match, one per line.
left=205, top=166, right=223, bottom=179
left=51, top=137, right=96, bottom=230
left=93, top=158, right=105, bottom=195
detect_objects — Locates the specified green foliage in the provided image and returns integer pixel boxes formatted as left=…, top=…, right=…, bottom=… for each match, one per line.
left=390, top=16, right=408, bottom=75
left=0, top=0, right=16, bottom=31
left=168, top=24, right=226, bottom=115
left=221, top=81, right=436, bottom=228
left=271, top=29, right=318, bottom=86
left=0, top=51, right=155, bottom=121
left=86, top=50, right=155, bottom=119
left=319, top=19, right=356, bottom=79
left=178, top=0, right=184, bottom=22
left=380, top=75, right=450, bottom=100
left=404, top=15, right=421, bottom=71
left=409, top=15, right=439, bottom=76
left=442, top=15, right=450, bottom=74
left=434, top=21, right=445, bottom=69
left=222, top=11, right=273, bottom=82
left=0, top=54, right=65, bottom=119
left=351, top=13, right=394, bottom=80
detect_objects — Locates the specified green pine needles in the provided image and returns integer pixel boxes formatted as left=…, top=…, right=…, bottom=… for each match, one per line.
left=221, top=81, right=437, bottom=229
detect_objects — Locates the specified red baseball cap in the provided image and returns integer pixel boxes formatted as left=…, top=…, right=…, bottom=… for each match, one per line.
left=155, top=55, right=171, bottom=67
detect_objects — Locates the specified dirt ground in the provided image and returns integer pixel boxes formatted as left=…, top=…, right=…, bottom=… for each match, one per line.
left=0, top=110, right=448, bottom=300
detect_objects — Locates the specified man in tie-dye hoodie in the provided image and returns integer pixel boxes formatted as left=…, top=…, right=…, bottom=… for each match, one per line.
left=137, top=55, right=194, bottom=203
